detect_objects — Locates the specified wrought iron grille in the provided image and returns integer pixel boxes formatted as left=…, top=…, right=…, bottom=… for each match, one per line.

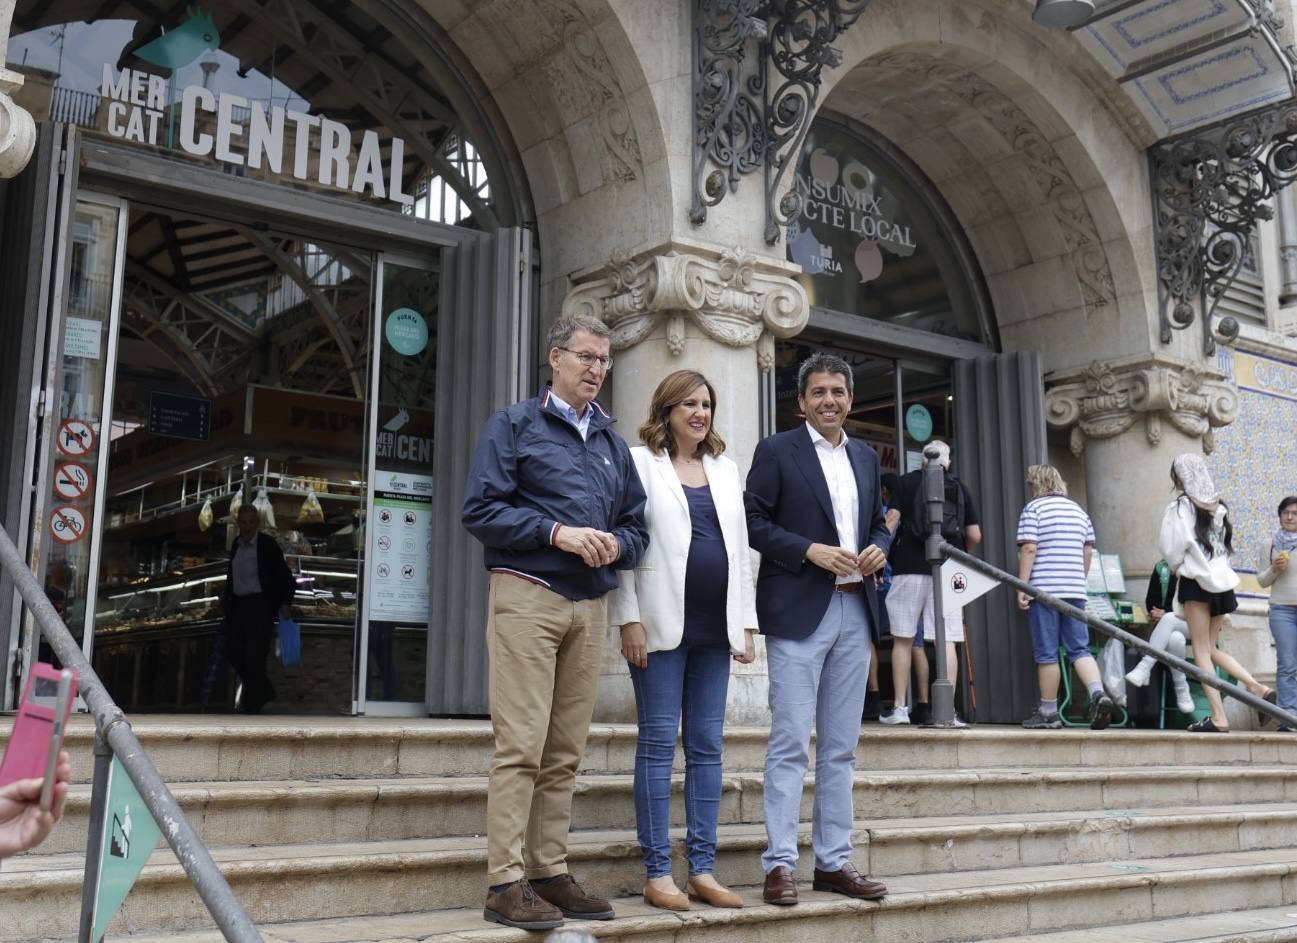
left=691, top=0, right=872, bottom=245
left=1151, top=103, right=1297, bottom=354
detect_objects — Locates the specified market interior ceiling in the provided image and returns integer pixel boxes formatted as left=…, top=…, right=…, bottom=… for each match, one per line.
left=13, top=0, right=474, bottom=406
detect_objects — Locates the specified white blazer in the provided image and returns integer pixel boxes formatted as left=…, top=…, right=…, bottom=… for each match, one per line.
left=608, top=446, right=758, bottom=654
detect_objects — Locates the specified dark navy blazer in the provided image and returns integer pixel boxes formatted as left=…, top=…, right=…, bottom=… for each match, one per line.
left=744, top=425, right=891, bottom=640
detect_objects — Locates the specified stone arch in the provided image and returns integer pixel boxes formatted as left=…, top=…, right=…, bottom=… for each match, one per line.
left=813, top=0, right=1158, bottom=370
left=413, top=0, right=675, bottom=315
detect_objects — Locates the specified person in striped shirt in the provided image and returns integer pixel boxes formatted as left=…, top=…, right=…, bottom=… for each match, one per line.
left=1015, top=464, right=1114, bottom=730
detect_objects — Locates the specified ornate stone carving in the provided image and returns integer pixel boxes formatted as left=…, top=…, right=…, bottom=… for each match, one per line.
left=1045, top=359, right=1239, bottom=457
left=0, top=69, right=36, bottom=179
left=562, top=241, right=809, bottom=366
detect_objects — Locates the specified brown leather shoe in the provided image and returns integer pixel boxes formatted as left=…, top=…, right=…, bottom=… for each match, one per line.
left=530, top=873, right=615, bottom=920
left=687, top=876, right=743, bottom=908
left=812, top=862, right=887, bottom=900
left=484, top=880, right=563, bottom=930
left=643, top=880, right=690, bottom=911
left=762, top=865, right=798, bottom=906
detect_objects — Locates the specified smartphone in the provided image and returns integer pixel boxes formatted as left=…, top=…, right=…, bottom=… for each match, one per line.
left=0, top=663, right=79, bottom=801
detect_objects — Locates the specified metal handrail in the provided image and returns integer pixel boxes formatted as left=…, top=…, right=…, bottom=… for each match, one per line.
left=938, top=541, right=1297, bottom=730
left=0, top=526, right=263, bottom=941
left=918, top=460, right=1297, bottom=730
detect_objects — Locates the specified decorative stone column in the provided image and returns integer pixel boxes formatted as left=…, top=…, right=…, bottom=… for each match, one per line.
left=1279, top=188, right=1297, bottom=306
left=1044, top=358, right=1239, bottom=576
left=563, top=238, right=809, bottom=725
left=0, top=1, right=36, bottom=179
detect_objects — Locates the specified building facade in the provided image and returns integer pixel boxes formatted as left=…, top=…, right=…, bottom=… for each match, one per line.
left=0, top=0, right=1294, bottom=726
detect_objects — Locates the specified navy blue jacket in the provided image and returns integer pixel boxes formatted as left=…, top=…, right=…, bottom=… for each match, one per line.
left=745, top=425, right=891, bottom=639
left=461, top=388, right=649, bottom=601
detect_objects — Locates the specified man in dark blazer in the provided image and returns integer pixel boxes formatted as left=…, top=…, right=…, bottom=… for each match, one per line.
left=745, top=352, right=892, bottom=906
left=221, top=505, right=296, bottom=713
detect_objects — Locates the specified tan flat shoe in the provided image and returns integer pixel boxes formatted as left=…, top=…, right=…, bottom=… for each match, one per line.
left=687, top=877, right=743, bottom=908
left=643, top=881, right=690, bottom=911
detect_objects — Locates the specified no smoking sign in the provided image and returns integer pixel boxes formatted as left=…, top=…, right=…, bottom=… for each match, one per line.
left=53, top=463, right=93, bottom=501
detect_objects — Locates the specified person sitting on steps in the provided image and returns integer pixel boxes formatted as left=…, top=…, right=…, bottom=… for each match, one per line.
left=1124, top=560, right=1196, bottom=716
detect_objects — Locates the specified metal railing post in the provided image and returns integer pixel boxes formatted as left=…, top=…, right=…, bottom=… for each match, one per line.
left=939, top=542, right=1297, bottom=729
left=0, top=526, right=264, bottom=942
left=924, top=462, right=956, bottom=725
left=78, top=733, right=112, bottom=943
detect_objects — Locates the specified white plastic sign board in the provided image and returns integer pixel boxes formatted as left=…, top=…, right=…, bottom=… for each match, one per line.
left=939, top=557, right=999, bottom=614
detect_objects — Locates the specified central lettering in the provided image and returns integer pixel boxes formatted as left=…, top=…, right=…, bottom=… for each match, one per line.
left=100, top=64, right=413, bottom=206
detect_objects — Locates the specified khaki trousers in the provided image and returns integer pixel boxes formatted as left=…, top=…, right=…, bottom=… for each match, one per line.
left=485, top=572, right=606, bottom=886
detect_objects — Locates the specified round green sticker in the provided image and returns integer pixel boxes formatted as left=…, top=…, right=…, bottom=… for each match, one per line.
left=385, top=308, right=428, bottom=356
left=905, top=404, right=933, bottom=443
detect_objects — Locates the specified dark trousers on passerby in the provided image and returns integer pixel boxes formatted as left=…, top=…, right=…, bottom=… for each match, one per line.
left=224, top=594, right=275, bottom=713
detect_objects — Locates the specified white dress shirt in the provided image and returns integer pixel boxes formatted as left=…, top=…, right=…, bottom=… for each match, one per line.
left=806, top=422, right=860, bottom=586
left=231, top=536, right=262, bottom=597
left=547, top=389, right=591, bottom=441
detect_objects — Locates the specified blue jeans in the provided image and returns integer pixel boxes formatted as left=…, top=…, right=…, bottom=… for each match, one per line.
left=629, top=643, right=731, bottom=878
left=1270, top=605, right=1297, bottom=714
left=763, top=592, right=871, bottom=873
left=1027, top=598, right=1090, bottom=664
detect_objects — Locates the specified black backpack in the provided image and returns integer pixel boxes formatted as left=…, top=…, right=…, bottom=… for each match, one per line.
left=905, top=471, right=966, bottom=545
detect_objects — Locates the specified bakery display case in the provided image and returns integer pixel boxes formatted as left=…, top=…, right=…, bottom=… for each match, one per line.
left=92, top=454, right=365, bottom=712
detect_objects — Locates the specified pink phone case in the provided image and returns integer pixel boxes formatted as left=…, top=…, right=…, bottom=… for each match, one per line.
left=0, top=663, right=79, bottom=787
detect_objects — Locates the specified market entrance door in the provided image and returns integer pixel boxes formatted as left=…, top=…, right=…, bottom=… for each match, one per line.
left=6, top=130, right=533, bottom=716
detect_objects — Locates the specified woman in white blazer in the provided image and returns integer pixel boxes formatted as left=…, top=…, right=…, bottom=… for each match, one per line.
left=609, top=369, right=757, bottom=912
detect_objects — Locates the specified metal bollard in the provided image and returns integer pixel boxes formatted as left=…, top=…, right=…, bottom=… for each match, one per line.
left=924, top=461, right=956, bottom=726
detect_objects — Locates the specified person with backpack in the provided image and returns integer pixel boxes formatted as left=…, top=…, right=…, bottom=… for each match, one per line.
left=880, top=441, right=980, bottom=725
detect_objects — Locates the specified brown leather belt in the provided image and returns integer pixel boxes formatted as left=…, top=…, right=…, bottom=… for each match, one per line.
left=835, top=581, right=864, bottom=593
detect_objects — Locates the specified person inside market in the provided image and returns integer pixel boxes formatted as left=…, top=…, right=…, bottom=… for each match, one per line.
left=221, top=505, right=297, bottom=715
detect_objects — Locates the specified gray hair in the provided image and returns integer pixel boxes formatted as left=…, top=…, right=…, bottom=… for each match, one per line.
left=546, top=314, right=610, bottom=352
left=797, top=352, right=854, bottom=397
left=923, top=440, right=951, bottom=469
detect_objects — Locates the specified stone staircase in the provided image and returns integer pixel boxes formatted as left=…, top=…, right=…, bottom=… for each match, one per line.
left=5, top=716, right=1297, bottom=942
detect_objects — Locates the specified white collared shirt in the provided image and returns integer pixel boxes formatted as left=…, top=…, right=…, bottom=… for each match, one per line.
left=548, top=389, right=591, bottom=441
left=231, top=535, right=262, bottom=597
left=806, top=422, right=860, bottom=585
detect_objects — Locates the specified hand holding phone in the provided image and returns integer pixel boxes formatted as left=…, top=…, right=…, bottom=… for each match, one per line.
left=0, top=749, right=71, bottom=858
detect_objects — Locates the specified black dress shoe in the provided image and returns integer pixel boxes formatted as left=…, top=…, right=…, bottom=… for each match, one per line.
left=762, top=866, right=798, bottom=906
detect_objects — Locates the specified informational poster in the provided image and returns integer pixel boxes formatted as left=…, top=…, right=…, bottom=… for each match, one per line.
left=369, top=471, right=433, bottom=623
left=63, top=316, right=103, bottom=360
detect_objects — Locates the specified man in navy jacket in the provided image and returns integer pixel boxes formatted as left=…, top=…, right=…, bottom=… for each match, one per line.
left=462, top=313, right=647, bottom=932
left=745, top=352, right=891, bottom=906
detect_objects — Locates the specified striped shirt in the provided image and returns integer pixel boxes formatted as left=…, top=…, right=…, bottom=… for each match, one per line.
left=1016, top=494, right=1095, bottom=598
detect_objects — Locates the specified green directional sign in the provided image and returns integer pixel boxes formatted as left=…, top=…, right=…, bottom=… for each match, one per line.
left=91, top=756, right=162, bottom=942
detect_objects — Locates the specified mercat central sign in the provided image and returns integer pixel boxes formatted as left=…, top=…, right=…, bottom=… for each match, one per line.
left=98, top=64, right=415, bottom=207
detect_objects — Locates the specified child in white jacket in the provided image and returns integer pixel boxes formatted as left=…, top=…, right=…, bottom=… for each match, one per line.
left=1158, top=453, right=1273, bottom=732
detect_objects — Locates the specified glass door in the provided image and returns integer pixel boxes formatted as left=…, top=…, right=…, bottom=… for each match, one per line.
left=27, top=192, right=128, bottom=669
left=358, top=252, right=440, bottom=715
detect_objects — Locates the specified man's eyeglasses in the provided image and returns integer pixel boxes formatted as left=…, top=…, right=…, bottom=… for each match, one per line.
left=557, top=347, right=613, bottom=370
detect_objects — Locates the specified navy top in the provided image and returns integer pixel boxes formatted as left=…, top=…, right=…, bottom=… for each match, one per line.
left=461, top=387, right=649, bottom=601
left=682, top=484, right=729, bottom=649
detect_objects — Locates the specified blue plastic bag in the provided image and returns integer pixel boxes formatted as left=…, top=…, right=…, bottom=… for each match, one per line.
left=277, top=617, right=302, bottom=668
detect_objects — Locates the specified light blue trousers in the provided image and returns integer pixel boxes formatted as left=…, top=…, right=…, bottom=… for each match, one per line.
left=762, top=591, right=871, bottom=873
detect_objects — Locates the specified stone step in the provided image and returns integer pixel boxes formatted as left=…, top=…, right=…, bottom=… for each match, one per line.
left=17, top=716, right=1297, bottom=784
left=12, top=806, right=1297, bottom=941
left=31, top=762, right=1297, bottom=855
left=26, top=848, right=1297, bottom=943
left=985, top=904, right=1297, bottom=941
